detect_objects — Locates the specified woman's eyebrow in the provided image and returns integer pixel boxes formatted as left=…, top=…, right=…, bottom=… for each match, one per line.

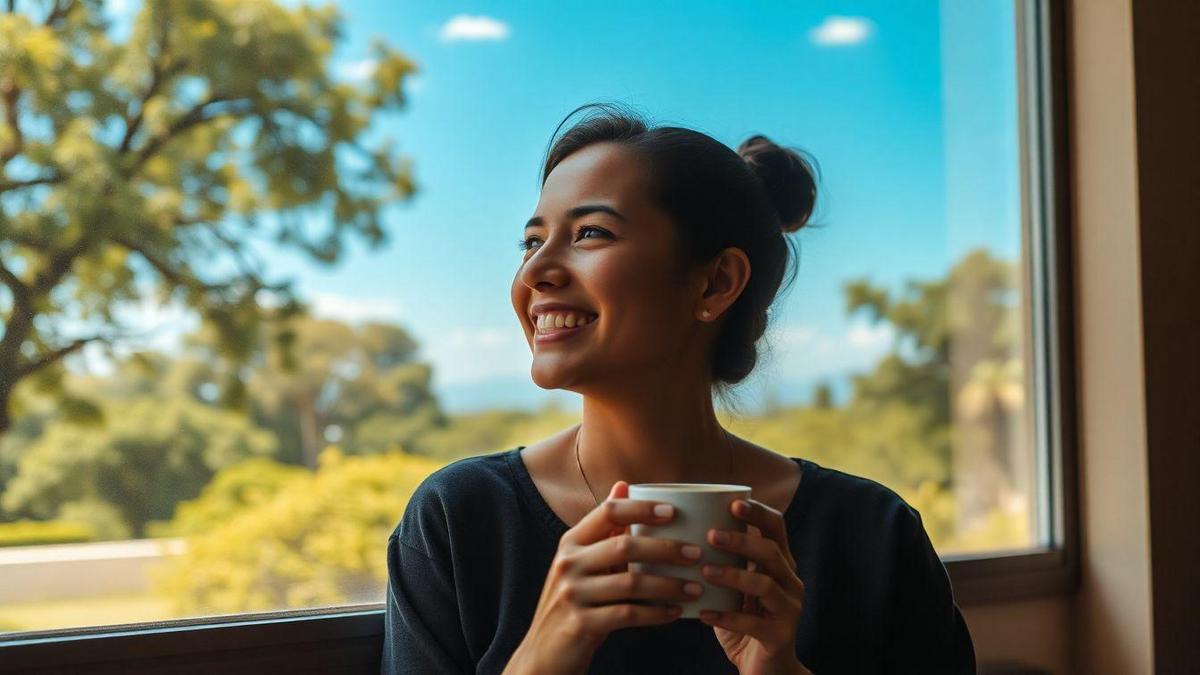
left=524, top=204, right=627, bottom=230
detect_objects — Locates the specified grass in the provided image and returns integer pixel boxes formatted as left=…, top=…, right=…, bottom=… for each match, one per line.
left=0, top=593, right=175, bottom=634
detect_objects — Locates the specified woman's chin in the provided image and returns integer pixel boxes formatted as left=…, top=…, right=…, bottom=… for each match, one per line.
left=530, top=361, right=583, bottom=390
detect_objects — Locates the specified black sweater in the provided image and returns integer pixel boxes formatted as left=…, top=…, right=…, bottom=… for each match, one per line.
left=382, top=447, right=976, bottom=674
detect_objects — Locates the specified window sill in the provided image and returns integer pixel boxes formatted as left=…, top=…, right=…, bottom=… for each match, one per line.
left=947, top=547, right=1079, bottom=605
left=0, top=606, right=385, bottom=674
left=0, top=548, right=1076, bottom=672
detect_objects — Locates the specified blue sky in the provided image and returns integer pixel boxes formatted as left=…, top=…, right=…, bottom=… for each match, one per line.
left=108, top=0, right=1022, bottom=414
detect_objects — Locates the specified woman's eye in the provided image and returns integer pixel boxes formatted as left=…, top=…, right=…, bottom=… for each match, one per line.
left=517, top=226, right=608, bottom=252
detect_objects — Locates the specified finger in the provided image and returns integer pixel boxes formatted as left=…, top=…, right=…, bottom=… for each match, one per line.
left=580, top=532, right=703, bottom=574
left=580, top=602, right=683, bottom=634
left=562, top=481, right=676, bottom=546
left=707, top=527, right=803, bottom=596
left=731, top=499, right=795, bottom=567
left=701, top=564, right=801, bottom=616
left=698, top=608, right=788, bottom=644
left=568, top=570, right=703, bottom=606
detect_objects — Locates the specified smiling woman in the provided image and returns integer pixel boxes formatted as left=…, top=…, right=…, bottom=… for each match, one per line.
left=380, top=103, right=976, bottom=674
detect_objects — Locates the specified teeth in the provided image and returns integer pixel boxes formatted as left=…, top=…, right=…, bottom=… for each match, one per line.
left=535, top=312, right=596, bottom=332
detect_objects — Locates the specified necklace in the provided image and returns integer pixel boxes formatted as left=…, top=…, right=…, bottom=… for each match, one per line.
left=574, top=424, right=736, bottom=506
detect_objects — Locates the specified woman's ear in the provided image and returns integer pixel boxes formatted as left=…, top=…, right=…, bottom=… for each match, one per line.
left=696, top=247, right=751, bottom=321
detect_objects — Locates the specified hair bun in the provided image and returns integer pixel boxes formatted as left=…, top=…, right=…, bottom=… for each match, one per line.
left=737, top=135, right=818, bottom=234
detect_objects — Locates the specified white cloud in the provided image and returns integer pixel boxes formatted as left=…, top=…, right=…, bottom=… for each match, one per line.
left=809, top=16, right=874, bottom=46
left=310, top=293, right=402, bottom=323
left=423, top=325, right=530, bottom=384
left=438, top=14, right=511, bottom=42
left=767, top=320, right=894, bottom=382
left=337, top=58, right=377, bottom=82
left=847, top=321, right=893, bottom=348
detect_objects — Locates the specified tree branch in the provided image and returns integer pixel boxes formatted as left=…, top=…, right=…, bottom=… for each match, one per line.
left=119, top=62, right=188, bottom=154
left=0, top=256, right=29, bottom=303
left=13, top=334, right=99, bottom=379
left=191, top=219, right=267, bottom=283
left=43, top=0, right=76, bottom=27
left=127, top=96, right=255, bottom=176
left=118, top=14, right=188, bottom=155
left=31, top=234, right=90, bottom=295
left=110, top=233, right=220, bottom=293
left=0, top=76, right=23, bottom=165
left=0, top=174, right=62, bottom=193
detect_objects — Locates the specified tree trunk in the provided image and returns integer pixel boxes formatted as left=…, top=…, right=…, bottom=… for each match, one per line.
left=295, top=392, right=321, bottom=469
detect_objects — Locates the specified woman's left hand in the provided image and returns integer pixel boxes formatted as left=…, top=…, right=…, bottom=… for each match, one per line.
left=699, top=498, right=813, bottom=675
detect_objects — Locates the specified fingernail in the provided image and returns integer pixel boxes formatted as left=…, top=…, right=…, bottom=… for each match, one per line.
left=703, top=564, right=722, bottom=577
left=712, top=530, right=729, bottom=544
left=681, top=544, right=702, bottom=559
left=734, top=500, right=749, bottom=514
left=654, top=504, right=674, bottom=518
left=684, top=582, right=703, bottom=596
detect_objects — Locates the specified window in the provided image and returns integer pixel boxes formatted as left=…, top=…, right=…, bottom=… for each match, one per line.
left=0, top=0, right=1075, bottom=665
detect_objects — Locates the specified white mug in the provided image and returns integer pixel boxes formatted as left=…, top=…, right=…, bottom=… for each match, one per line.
left=628, top=483, right=752, bottom=619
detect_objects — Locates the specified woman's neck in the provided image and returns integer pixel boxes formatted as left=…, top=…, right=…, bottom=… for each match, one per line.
left=576, top=378, right=734, bottom=492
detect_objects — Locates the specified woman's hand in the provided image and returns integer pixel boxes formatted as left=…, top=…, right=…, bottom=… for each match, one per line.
left=699, top=498, right=813, bottom=675
left=505, top=480, right=703, bottom=675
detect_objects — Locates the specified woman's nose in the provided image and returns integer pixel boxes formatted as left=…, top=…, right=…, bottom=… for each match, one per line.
left=518, top=242, right=571, bottom=290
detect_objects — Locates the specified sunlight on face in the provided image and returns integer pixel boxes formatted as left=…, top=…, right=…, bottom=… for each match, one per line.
left=510, top=143, right=705, bottom=395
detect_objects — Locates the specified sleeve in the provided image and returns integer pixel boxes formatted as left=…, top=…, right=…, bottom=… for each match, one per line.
left=881, top=507, right=977, bottom=674
left=381, top=524, right=475, bottom=673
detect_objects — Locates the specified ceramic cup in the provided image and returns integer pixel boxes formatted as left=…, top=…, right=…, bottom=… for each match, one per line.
left=628, top=482, right=752, bottom=619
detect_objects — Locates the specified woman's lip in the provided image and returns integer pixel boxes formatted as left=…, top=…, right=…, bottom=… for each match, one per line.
left=533, top=319, right=595, bottom=344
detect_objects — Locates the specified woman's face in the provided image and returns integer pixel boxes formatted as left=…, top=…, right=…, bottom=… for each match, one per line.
left=511, top=142, right=708, bottom=393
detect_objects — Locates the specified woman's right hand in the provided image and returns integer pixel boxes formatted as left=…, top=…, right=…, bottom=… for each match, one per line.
left=504, top=480, right=706, bottom=675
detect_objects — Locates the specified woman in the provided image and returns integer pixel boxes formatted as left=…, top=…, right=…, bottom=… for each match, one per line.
left=382, top=103, right=976, bottom=674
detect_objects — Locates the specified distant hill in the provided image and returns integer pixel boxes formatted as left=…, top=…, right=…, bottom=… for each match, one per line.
left=432, top=374, right=854, bottom=416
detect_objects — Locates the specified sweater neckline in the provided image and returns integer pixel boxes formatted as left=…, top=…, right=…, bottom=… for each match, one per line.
left=504, top=446, right=814, bottom=539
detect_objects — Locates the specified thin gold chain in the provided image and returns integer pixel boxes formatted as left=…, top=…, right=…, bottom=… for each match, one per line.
left=574, top=424, right=736, bottom=505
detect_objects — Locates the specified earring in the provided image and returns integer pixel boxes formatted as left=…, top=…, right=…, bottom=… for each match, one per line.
left=701, top=309, right=711, bottom=318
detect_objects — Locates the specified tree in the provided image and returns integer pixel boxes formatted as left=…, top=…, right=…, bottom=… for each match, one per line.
left=183, top=316, right=445, bottom=467
left=2, top=392, right=277, bottom=537
left=154, top=448, right=444, bottom=614
left=842, top=248, right=1025, bottom=528
left=0, top=0, right=419, bottom=435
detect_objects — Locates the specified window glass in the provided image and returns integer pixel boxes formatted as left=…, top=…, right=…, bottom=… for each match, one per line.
left=0, top=0, right=1039, bottom=633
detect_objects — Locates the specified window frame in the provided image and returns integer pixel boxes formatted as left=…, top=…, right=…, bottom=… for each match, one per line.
left=0, top=0, right=1077, bottom=669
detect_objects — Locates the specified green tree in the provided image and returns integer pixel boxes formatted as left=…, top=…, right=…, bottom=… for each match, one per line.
left=2, top=394, right=277, bottom=537
left=0, top=0, right=418, bottom=435
left=148, top=456, right=307, bottom=537
left=154, top=448, right=443, bottom=613
left=182, top=317, right=445, bottom=466
left=842, top=248, right=1025, bottom=531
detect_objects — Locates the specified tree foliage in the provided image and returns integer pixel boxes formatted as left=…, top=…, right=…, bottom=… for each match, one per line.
left=154, top=448, right=442, bottom=614
left=1, top=393, right=276, bottom=537
left=0, top=0, right=419, bottom=434
left=178, top=316, right=444, bottom=467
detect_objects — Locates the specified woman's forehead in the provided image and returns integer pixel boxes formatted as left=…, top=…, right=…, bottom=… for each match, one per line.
left=538, top=143, right=650, bottom=216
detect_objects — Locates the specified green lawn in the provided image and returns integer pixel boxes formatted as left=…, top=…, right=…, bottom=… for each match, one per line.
left=0, top=593, right=174, bottom=634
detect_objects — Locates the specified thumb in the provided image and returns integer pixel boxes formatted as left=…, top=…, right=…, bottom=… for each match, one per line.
left=610, top=480, right=628, bottom=500
left=607, top=481, right=630, bottom=539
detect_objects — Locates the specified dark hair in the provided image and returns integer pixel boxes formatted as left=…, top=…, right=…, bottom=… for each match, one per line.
left=540, top=102, right=822, bottom=412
